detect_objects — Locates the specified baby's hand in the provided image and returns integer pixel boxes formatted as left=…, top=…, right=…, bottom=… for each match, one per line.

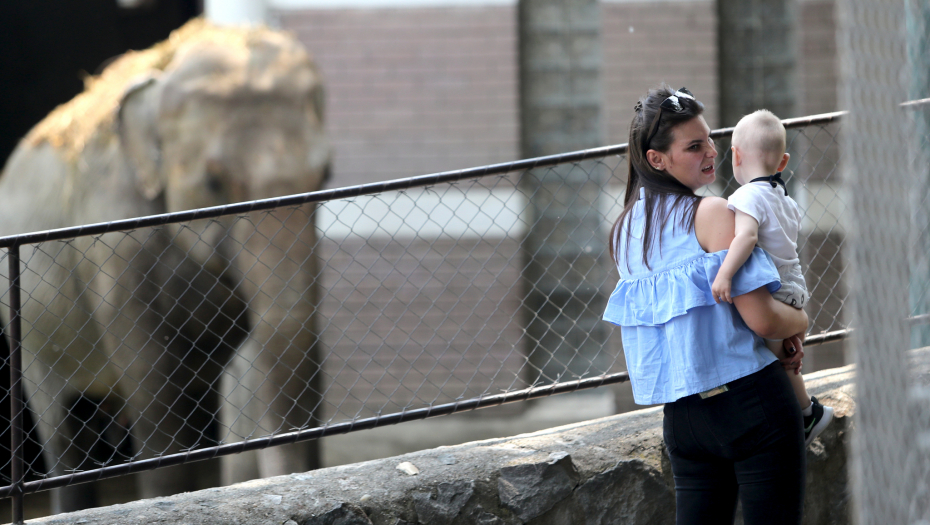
left=711, top=276, right=733, bottom=304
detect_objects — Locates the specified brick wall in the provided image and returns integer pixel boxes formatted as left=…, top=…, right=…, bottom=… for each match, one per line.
left=278, top=6, right=520, bottom=188
left=277, top=0, right=834, bottom=190
left=603, top=1, right=718, bottom=135
left=277, top=0, right=730, bottom=189
left=799, top=0, right=839, bottom=116
left=317, top=236, right=533, bottom=418
left=797, top=0, right=846, bottom=370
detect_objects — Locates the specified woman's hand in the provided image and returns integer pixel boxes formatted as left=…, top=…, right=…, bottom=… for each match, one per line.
left=781, top=333, right=805, bottom=375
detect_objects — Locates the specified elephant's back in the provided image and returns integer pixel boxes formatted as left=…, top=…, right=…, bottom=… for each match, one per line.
left=22, top=44, right=167, bottom=163
left=23, top=19, right=317, bottom=162
left=0, top=142, right=73, bottom=236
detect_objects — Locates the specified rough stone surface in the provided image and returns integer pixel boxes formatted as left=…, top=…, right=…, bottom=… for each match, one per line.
left=306, top=503, right=373, bottom=525
left=573, top=459, right=675, bottom=525
left=395, top=462, right=420, bottom=476
left=24, top=348, right=930, bottom=525
left=413, top=480, right=475, bottom=523
left=473, top=509, right=505, bottom=525
left=497, top=452, right=579, bottom=521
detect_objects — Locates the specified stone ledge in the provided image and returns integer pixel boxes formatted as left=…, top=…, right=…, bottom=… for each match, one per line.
left=25, top=348, right=930, bottom=525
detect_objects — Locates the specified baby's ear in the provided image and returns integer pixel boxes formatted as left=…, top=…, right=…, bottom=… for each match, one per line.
left=731, top=146, right=741, bottom=165
left=778, top=152, right=791, bottom=172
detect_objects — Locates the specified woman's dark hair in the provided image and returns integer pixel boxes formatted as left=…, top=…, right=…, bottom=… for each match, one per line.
left=609, top=83, right=706, bottom=270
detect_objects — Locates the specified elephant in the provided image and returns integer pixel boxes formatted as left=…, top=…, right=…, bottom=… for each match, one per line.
left=0, top=19, right=330, bottom=513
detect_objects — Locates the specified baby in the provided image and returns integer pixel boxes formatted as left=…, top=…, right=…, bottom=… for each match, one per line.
left=711, top=109, right=833, bottom=447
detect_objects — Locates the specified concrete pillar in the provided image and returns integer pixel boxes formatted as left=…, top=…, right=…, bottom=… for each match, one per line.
left=716, top=0, right=799, bottom=183
left=205, top=0, right=266, bottom=25
left=717, top=1, right=842, bottom=370
left=717, top=0, right=798, bottom=127
left=518, top=0, right=609, bottom=384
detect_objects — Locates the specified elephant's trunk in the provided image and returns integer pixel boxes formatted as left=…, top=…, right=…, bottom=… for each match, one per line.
left=220, top=204, right=323, bottom=479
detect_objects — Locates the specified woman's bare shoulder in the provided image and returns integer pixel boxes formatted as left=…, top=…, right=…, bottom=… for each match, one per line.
left=695, top=196, right=729, bottom=217
left=695, top=196, right=735, bottom=252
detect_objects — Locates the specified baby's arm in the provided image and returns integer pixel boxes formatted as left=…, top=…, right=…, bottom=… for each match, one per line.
left=711, top=210, right=759, bottom=303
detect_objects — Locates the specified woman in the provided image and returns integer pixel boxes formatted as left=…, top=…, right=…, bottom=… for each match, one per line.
left=603, top=85, right=809, bottom=524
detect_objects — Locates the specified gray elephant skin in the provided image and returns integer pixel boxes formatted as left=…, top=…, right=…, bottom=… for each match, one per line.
left=0, top=20, right=330, bottom=513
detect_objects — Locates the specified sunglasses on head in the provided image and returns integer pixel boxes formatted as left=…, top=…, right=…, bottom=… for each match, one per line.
left=659, top=87, right=694, bottom=113
left=643, top=87, right=694, bottom=153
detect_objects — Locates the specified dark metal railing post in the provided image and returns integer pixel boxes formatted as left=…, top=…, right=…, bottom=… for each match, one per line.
left=8, top=245, right=24, bottom=524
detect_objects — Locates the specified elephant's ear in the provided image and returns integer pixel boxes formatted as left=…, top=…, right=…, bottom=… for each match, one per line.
left=118, top=74, right=163, bottom=201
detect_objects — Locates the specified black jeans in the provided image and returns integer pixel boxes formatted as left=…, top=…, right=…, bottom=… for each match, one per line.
left=663, top=361, right=806, bottom=525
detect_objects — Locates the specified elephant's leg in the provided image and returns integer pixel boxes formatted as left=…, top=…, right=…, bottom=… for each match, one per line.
left=154, top=242, right=246, bottom=488
left=23, top=367, right=98, bottom=513
left=86, top=235, right=210, bottom=498
left=221, top=207, right=324, bottom=484
left=50, top=480, right=97, bottom=515
left=253, top=338, right=322, bottom=478
left=118, top=327, right=222, bottom=497
left=220, top=335, right=323, bottom=483
left=10, top=243, right=114, bottom=512
left=258, top=441, right=320, bottom=480
left=116, top=343, right=209, bottom=498
left=219, top=351, right=262, bottom=485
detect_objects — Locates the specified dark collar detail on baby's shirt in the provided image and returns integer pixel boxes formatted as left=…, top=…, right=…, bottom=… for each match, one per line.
left=749, top=172, right=788, bottom=196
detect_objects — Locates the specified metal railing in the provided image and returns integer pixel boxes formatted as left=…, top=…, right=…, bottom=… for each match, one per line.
left=0, top=110, right=861, bottom=521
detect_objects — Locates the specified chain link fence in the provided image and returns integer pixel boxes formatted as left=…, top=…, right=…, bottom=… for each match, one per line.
left=837, top=0, right=930, bottom=522
left=0, top=113, right=857, bottom=519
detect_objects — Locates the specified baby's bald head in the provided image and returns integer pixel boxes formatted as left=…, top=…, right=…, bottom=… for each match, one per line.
left=732, top=109, right=787, bottom=174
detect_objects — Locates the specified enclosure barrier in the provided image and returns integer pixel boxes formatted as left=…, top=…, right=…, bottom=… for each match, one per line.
left=0, top=107, right=906, bottom=523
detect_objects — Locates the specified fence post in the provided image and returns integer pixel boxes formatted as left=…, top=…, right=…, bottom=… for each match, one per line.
left=837, top=0, right=919, bottom=521
left=7, top=245, right=24, bottom=524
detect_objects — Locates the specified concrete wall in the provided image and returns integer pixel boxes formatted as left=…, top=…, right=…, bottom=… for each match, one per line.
left=28, top=348, right=930, bottom=525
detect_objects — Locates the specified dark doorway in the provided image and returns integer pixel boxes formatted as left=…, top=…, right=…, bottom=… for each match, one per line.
left=0, top=0, right=202, bottom=169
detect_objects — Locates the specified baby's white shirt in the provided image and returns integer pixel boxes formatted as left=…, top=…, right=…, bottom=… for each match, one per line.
left=726, top=181, right=802, bottom=268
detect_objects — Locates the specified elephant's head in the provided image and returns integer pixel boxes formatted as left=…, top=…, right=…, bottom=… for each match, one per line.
left=117, top=25, right=330, bottom=269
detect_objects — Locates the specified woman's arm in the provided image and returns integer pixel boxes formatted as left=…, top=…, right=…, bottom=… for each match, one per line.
left=732, top=289, right=809, bottom=339
left=695, top=197, right=809, bottom=340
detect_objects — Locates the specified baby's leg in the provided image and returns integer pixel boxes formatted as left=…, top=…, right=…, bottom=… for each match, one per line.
left=767, top=339, right=812, bottom=410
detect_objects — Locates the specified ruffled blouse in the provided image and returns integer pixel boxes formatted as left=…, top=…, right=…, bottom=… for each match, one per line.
left=603, top=189, right=781, bottom=405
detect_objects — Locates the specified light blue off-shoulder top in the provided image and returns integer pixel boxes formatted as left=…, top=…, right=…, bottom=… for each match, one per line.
left=603, top=188, right=781, bottom=405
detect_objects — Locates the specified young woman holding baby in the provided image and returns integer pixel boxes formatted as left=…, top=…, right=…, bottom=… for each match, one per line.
left=603, top=85, right=809, bottom=525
